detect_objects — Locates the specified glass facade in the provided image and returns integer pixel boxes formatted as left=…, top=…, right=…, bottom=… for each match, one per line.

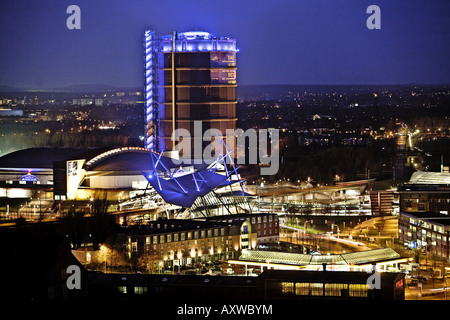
left=144, top=31, right=238, bottom=156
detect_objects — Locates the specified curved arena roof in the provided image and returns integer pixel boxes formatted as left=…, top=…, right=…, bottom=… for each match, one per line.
left=0, top=147, right=155, bottom=172
left=0, top=147, right=95, bottom=169
left=407, top=171, right=450, bottom=185
left=83, top=147, right=151, bottom=171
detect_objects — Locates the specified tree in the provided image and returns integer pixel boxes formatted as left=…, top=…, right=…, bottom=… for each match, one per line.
left=91, top=195, right=110, bottom=250
left=286, top=204, right=299, bottom=224
left=137, top=250, right=157, bottom=274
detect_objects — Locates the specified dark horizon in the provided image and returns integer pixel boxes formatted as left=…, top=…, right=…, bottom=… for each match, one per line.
left=1, top=82, right=449, bottom=94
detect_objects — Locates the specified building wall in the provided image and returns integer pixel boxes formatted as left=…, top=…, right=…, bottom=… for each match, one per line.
left=87, top=270, right=405, bottom=301
left=120, top=225, right=249, bottom=270
left=0, top=187, right=33, bottom=198
left=400, top=191, right=450, bottom=214
left=0, top=171, right=53, bottom=184
left=251, top=214, right=279, bottom=245
left=88, top=174, right=148, bottom=189
left=398, top=187, right=450, bottom=259
left=399, top=213, right=450, bottom=259
left=204, top=213, right=279, bottom=246
left=370, top=191, right=394, bottom=216
left=157, top=51, right=237, bottom=156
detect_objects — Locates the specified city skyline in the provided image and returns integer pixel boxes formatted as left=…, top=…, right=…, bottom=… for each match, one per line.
left=1, top=0, right=449, bottom=89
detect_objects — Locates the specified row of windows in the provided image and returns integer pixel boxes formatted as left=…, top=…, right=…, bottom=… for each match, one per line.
left=256, top=222, right=277, bottom=229
left=149, top=237, right=233, bottom=249
left=119, top=283, right=369, bottom=298
left=399, top=220, right=447, bottom=234
left=402, top=198, right=450, bottom=214
left=160, top=69, right=237, bottom=85
left=258, top=229, right=275, bottom=236
left=158, top=119, right=236, bottom=138
left=143, top=228, right=227, bottom=245
left=118, top=286, right=147, bottom=295
left=160, top=103, right=236, bottom=120
left=280, top=282, right=369, bottom=298
left=141, top=217, right=277, bottom=245
left=159, top=52, right=236, bottom=69
left=399, top=229, right=448, bottom=244
left=430, top=199, right=450, bottom=203
left=402, top=194, right=450, bottom=200
left=255, top=216, right=274, bottom=223
left=163, top=86, right=236, bottom=103
left=214, top=215, right=276, bottom=225
left=154, top=245, right=230, bottom=258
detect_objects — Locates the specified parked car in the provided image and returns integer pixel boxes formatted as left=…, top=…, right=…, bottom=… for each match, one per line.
left=414, top=275, right=428, bottom=282
left=408, top=280, right=419, bottom=289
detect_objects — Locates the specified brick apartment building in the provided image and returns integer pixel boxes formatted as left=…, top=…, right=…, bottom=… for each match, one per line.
left=118, top=213, right=279, bottom=270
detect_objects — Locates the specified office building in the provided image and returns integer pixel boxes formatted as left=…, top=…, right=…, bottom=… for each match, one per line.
left=144, top=30, right=237, bottom=157
left=398, top=171, right=450, bottom=259
left=399, top=212, right=450, bottom=259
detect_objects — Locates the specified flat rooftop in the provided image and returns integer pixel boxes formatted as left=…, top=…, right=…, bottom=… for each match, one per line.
left=400, top=212, right=450, bottom=226
left=238, top=248, right=402, bottom=266
left=119, top=216, right=254, bottom=236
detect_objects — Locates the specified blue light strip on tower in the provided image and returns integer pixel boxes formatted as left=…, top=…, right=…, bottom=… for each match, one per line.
left=144, top=30, right=156, bottom=150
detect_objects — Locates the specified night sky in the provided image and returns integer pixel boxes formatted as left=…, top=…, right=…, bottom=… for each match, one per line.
left=0, top=0, right=449, bottom=89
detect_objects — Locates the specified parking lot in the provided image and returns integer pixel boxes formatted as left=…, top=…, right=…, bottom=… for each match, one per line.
left=405, top=271, right=449, bottom=300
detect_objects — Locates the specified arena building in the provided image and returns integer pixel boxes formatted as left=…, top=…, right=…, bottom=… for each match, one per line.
left=0, top=146, right=254, bottom=219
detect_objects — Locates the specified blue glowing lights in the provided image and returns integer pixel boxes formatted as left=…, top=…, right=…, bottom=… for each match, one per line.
left=142, top=139, right=244, bottom=208
left=20, top=170, right=38, bottom=182
left=144, top=30, right=157, bottom=150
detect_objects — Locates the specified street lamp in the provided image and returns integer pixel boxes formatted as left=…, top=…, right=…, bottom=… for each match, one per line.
left=304, top=220, right=310, bottom=235
left=331, top=224, right=339, bottom=237
left=335, top=175, right=340, bottom=184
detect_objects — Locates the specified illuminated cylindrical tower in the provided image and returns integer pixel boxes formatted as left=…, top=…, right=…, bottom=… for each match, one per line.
left=144, top=30, right=237, bottom=158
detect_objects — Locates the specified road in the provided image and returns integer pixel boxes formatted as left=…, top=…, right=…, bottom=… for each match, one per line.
left=279, top=218, right=371, bottom=252
left=405, top=286, right=449, bottom=300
